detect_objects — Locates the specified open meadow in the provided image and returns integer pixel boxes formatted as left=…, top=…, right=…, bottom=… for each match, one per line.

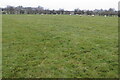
left=2, top=15, right=118, bottom=78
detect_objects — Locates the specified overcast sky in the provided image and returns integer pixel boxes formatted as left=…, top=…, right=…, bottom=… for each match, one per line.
left=0, top=0, right=119, bottom=10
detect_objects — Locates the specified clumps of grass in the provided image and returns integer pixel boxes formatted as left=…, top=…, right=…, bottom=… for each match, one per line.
left=2, top=15, right=118, bottom=78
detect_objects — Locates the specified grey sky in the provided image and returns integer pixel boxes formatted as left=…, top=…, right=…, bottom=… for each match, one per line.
left=0, top=0, right=119, bottom=10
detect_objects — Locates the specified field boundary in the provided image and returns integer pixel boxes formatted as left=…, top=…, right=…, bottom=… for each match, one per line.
left=0, top=8, right=2, bottom=79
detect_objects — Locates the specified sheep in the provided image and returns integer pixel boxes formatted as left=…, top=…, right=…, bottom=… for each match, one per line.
left=79, top=15, right=82, bottom=17
left=104, top=15, right=107, bottom=17
left=91, top=15, right=95, bottom=17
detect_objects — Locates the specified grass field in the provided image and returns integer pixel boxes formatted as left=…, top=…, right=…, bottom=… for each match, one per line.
left=2, top=15, right=118, bottom=78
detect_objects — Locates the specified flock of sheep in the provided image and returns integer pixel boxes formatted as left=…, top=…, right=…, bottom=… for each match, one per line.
left=38, top=13, right=116, bottom=17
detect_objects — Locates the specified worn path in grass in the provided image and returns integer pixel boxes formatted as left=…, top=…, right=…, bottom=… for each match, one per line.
left=2, top=15, right=118, bottom=78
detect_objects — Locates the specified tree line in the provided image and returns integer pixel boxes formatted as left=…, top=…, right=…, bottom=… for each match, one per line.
left=1, top=6, right=118, bottom=16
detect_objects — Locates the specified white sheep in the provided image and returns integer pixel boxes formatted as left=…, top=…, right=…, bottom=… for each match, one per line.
left=104, top=15, right=107, bottom=17
left=91, top=15, right=95, bottom=17
left=79, top=15, right=82, bottom=17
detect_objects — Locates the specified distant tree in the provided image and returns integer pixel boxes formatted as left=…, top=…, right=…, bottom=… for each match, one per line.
left=86, top=10, right=93, bottom=15
left=15, top=6, right=24, bottom=14
left=1, top=6, right=118, bottom=16
left=25, top=7, right=33, bottom=14
left=59, top=9, right=64, bottom=14
left=74, top=8, right=80, bottom=14
left=109, top=8, right=115, bottom=12
left=35, top=6, right=44, bottom=14
left=6, top=6, right=15, bottom=14
left=44, top=9, right=50, bottom=14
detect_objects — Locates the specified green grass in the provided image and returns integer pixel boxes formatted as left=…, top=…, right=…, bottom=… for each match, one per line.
left=2, top=15, right=118, bottom=78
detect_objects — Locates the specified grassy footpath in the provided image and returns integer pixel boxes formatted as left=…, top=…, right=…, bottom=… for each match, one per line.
left=2, top=15, right=118, bottom=78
